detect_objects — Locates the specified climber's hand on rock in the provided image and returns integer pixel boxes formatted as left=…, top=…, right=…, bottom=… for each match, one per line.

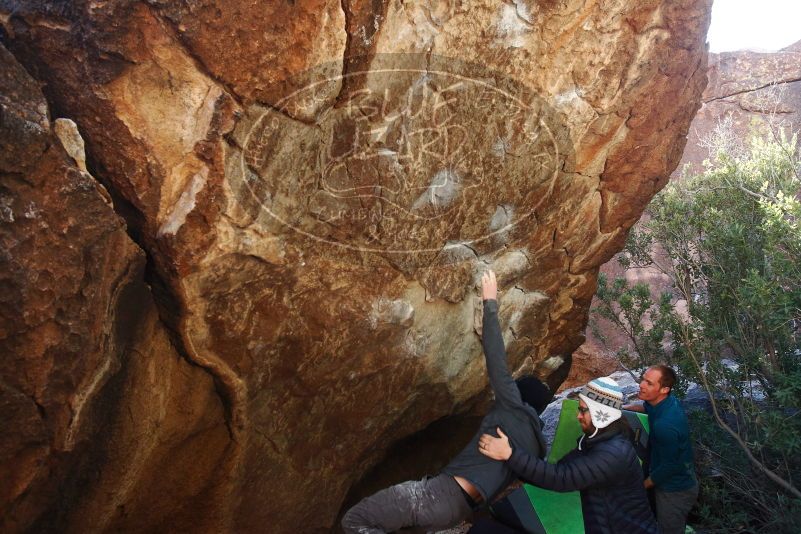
left=481, top=270, right=497, bottom=301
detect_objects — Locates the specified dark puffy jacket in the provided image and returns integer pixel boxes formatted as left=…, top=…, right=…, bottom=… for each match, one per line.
left=508, top=428, right=658, bottom=534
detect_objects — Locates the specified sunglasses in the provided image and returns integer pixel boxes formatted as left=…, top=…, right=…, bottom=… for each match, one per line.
left=577, top=406, right=590, bottom=414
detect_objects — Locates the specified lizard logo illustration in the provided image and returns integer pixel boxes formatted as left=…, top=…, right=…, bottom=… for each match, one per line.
left=236, top=55, right=571, bottom=258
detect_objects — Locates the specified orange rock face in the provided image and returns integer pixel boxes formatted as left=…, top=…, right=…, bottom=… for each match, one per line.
left=0, top=1, right=711, bottom=531
left=0, top=43, right=230, bottom=533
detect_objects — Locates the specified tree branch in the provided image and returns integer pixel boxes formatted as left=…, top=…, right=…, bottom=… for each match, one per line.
left=678, top=321, right=801, bottom=499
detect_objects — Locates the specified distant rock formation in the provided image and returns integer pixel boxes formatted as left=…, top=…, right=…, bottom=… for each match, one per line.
left=0, top=1, right=711, bottom=531
left=679, top=40, right=801, bottom=175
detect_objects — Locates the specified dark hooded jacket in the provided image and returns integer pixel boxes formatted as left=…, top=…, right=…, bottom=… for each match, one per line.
left=442, top=299, right=548, bottom=503
left=507, top=425, right=658, bottom=534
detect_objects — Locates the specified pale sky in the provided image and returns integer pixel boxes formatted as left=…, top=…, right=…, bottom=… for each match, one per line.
left=708, top=0, right=801, bottom=53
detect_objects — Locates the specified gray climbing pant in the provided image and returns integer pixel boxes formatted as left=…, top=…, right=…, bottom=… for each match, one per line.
left=655, top=483, right=699, bottom=534
left=341, top=473, right=473, bottom=533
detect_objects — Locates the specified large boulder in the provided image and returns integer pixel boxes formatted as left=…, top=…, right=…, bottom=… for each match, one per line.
left=0, top=1, right=711, bottom=531
left=0, top=43, right=230, bottom=533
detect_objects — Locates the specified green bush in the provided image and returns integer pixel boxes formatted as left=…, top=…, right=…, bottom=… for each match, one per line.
left=592, top=129, right=801, bottom=532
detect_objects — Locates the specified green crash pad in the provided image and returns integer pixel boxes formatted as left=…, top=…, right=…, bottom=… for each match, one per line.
left=490, top=398, right=650, bottom=534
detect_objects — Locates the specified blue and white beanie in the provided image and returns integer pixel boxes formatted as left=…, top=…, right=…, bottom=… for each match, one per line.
left=578, top=376, right=624, bottom=433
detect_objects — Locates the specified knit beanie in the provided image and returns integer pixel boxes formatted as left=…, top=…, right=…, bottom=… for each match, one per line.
left=516, top=376, right=553, bottom=415
left=578, top=376, right=623, bottom=435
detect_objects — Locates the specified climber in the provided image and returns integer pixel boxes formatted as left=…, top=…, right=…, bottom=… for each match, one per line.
left=475, top=376, right=659, bottom=533
left=341, top=270, right=552, bottom=533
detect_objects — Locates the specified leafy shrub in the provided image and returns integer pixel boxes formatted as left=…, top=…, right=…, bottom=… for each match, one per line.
left=591, top=128, right=801, bottom=532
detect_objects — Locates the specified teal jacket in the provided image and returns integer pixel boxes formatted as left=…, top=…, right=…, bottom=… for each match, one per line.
left=645, top=394, right=696, bottom=491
